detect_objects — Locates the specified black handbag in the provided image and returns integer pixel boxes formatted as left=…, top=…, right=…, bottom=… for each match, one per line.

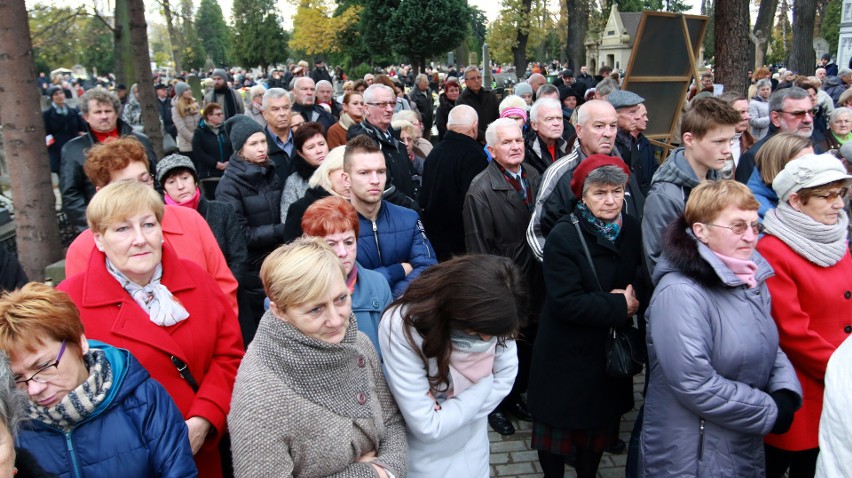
left=570, top=213, right=643, bottom=378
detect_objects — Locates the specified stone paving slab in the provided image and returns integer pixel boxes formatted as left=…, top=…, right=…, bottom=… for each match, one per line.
left=489, top=374, right=645, bottom=477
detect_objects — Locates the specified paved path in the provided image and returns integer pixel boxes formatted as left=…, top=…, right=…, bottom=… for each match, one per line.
left=488, top=374, right=645, bottom=477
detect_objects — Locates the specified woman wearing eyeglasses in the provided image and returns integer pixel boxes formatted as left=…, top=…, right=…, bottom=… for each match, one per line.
left=815, top=107, right=852, bottom=157
left=639, top=180, right=801, bottom=477
left=0, top=283, right=197, bottom=477
left=756, top=155, right=852, bottom=478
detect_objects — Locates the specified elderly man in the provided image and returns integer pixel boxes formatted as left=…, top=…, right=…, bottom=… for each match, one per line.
left=527, top=73, right=546, bottom=99
left=526, top=100, right=645, bottom=260
left=455, top=66, right=500, bottom=143
left=736, top=87, right=818, bottom=183
left=575, top=66, right=595, bottom=97
left=409, top=73, right=434, bottom=131
left=347, top=84, right=419, bottom=211
left=524, top=98, right=571, bottom=175
left=261, top=88, right=295, bottom=183
left=610, top=90, right=659, bottom=195
left=291, top=76, right=335, bottom=130
left=464, top=118, right=542, bottom=436
left=419, top=105, right=488, bottom=261
left=203, top=69, right=244, bottom=119
left=533, top=86, right=578, bottom=145
left=364, top=73, right=375, bottom=86
left=315, top=80, right=341, bottom=119
left=60, top=87, right=156, bottom=232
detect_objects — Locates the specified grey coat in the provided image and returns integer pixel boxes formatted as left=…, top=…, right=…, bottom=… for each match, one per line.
left=639, top=217, right=801, bottom=477
left=748, top=96, right=771, bottom=140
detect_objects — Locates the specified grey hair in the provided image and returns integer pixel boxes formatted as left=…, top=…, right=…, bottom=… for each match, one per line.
left=294, top=76, right=315, bottom=90
left=447, top=104, right=478, bottom=126
left=0, top=351, right=27, bottom=439
left=830, top=106, right=852, bottom=123
left=393, top=109, right=421, bottom=124
left=363, top=84, right=394, bottom=104
left=536, top=84, right=559, bottom=99
left=414, top=74, right=428, bottom=85
left=315, top=80, right=333, bottom=91
left=249, top=84, right=267, bottom=99
left=756, top=78, right=772, bottom=90
left=485, top=118, right=520, bottom=147
left=840, top=68, right=852, bottom=78
left=769, top=87, right=809, bottom=112
left=308, top=145, right=346, bottom=192
left=530, top=98, right=562, bottom=122
left=463, top=66, right=480, bottom=79
left=79, top=87, right=121, bottom=115
left=262, top=88, right=290, bottom=110
left=582, top=165, right=629, bottom=196
left=391, top=119, right=417, bottom=136
left=596, top=78, right=619, bottom=97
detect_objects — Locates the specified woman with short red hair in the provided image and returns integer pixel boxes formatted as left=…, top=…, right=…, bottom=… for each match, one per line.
left=301, top=196, right=392, bottom=357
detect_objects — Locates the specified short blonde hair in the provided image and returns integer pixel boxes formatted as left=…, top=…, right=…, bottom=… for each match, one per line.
left=499, top=95, right=527, bottom=113
left=755, top=133, right=813, bottom=186
left=86, top=181, right=164, bottom=234
left=391, top=119, right=417, bottom=138
left=684, top=180, right=759, bottom=225
left=260, top=237, right=345, bottom=311
left=249, top=84, right=267, bottom=99
left=308, top=145, right=345, bottom=191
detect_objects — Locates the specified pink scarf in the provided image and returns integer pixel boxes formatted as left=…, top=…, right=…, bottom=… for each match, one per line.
left=163, top=187, right=201, bottom=210
left=447, top=342, right=497, bottom=397
left=712, top=251, right=758, bottom=288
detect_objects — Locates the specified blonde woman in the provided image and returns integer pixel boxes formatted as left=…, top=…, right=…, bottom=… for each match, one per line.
left=171, top=82, right=201, bottom=161
left=282, top=145, right=350, bottom=242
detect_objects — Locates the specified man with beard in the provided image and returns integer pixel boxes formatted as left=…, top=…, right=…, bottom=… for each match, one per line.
left=203, top=69, right=244, bottom=119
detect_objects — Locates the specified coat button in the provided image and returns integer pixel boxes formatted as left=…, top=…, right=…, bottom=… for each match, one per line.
left=356, top=392, right=366, bottom=405
left=357, top=355, right=366, bottom=368
left=845, top=291, right=851, bottom=299
left=845, top=325, right=852, bottom=334
left=371, top=298, right=380, bottom=309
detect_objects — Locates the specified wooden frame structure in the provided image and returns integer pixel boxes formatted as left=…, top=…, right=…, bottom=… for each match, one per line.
left=621, top=11, right=709, bottom=157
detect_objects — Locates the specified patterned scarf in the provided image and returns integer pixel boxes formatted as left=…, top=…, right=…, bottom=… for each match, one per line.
left=106, top=259, right=190, bottom=327
left=495, top=162, right=531, bottom=209
left=28, top=349, right=113, bottom=432
left=576, top=201, right=622, bottom=243
left=762, top=201, right=849, bottom=267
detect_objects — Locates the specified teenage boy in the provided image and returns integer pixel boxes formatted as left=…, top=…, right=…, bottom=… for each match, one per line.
left=642, top=97, right=741, bottom=275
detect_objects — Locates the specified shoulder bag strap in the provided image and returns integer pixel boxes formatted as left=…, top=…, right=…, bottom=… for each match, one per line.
left=570, top=213, right=603, bottom=292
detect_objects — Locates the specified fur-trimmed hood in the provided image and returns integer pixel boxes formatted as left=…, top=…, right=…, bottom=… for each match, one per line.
left=653, top=215, right=774, bottom=288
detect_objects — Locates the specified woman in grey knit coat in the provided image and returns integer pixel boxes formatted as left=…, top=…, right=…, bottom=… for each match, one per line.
left=228, top=237, right=407, bottom=478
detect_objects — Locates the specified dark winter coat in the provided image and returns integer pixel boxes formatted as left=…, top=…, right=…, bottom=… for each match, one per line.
left=638, top=217, right=802, bottom=477
left=419, top=130, right=488, bottom=261
left=17, top=342, right=198, bottom=478
left=282, top=186, right=332, bottom=243
left=616, top=129, right=659, bottom=196
left=455, top=87, right=499, bottom=143
left=191, top=120, right=233, bottom=179
left=435, top=93, right=455, bottom=140
left=265, top=127, right=294, bottom=184
left=215, top=154, right=285, bottom=283
left=527, top=211, right=641, bottom=430
left=356, top=200, right=437, bottom=298
left=0, top=247, right=27, bottom=292
left=59, top=120, right=157, bottom=232
left=292, top=102, right=336, bottom=131
left=157, top=96, right=177, bottom=138
left=196, top=196, right=248, bottom=279
left=43, top=105, right=86, bottom=173
left=347, top=119, right=420, bottom=212
left=524, top=133, right=571, bottom=176
left=410, top=87, right=434, bottom=130
left=823, top=76, right=847, bottom=106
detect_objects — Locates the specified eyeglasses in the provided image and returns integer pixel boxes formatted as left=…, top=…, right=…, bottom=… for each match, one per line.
left=779, top=108, right=818, bottom=119
left=813, top=187, right=849, bottom=202
left=705, top=221, right=764, bottom=236
left=15, top=340, right=67, bottom=389
left=366, top=101, right=395, bottom=109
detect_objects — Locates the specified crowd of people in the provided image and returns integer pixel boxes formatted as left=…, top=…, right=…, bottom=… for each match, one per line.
left=2, top=53, right=849, bottom=478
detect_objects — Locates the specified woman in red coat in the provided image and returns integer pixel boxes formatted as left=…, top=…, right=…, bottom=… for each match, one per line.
left=758, top=153, right=852, bottom=477
left=58, top=181, right=244, bottom=478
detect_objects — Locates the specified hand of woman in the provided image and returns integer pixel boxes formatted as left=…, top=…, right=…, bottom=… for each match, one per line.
left=371, top=464, right=390, bottom=478
left=216, top=161, right=229, bottom=171
left=185, top=416, right=213, bottom=455
left=356, top=450, right=377, bottom=462
left=611, top=284, right=640, bottom=317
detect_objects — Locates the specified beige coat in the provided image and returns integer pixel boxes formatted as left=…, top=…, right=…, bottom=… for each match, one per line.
left=171, top=97, right=200, bottom=152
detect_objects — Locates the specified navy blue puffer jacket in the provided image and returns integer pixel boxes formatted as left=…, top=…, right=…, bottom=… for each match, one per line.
left=17, top=341, right=197, bottom=478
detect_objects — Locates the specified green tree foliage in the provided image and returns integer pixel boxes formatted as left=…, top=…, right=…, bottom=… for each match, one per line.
left=467, top=7, right=487, bottom=54
left=180, top=0, right=206, bottom=71
left=388, top=0, right=468, bottom=72
left=486, top=0, right=547, bottom=65
left=231, top=0, right=289, bottom=66
left=28, top=5, right=114, bottom=74
left=360, top=0, right=400, bottom=61
left=616, top=0, right=689, bottom=12
left=821, top=0, right=841, bottom=55
left=196, top=0, right=230, bottom=66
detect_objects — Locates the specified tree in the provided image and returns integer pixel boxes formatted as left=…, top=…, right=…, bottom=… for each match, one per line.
left=158, top=0, right=183, bottom=72
left=28, top=5, right=87, bottom=70
left=80, top=17, right=115, bottom=75
left=752, top=0, right=779, bottom=69
left=789, top=0, right=816, bottom=74
left=196, top=0, right=230, bottom=67
left=360, top=0, right=400, bottom=63
left=231, top=0, right=289, bottom=67
left=467, top=6, right=487, bottom=56
left=820, top=0, right=841, bottom=56
left=512, top=0, right=534, bottom=78
left=389, top=0, right=469, bottom=73
left=566, top=0, right=590, bottom=69
left=289, top=0, right=362, bottom=55
left=181, top=0, right=207, bottom=71
left=128, top=0, right=165, bottom=160
left=714, top=0, right=750, bottom=94
left=487, top=0, right=547, bottom=67
left=0, top=0, right=63, bottom=279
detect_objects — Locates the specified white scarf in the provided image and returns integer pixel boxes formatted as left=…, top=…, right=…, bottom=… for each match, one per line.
left=106, top=259, right=190, bottom=326
left=762, top=201, right=849, bottom=267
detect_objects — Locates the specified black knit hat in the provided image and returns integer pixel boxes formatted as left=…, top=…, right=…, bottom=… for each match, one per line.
left=225, top=114, right=265, bottom=153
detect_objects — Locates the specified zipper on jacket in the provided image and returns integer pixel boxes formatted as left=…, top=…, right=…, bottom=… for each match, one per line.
left=66, top=431, right=83, bottom=478
left=416, top=219, right=432, bottom=259
left=697, top=418, right=706, bottom=461
left=372, top=220, right=383, bottom=263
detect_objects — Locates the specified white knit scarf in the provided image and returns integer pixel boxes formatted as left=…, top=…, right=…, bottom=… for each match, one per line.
left=762, top=201, right=849, bottom=267
left=106, top=259, right=190, bottom=326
